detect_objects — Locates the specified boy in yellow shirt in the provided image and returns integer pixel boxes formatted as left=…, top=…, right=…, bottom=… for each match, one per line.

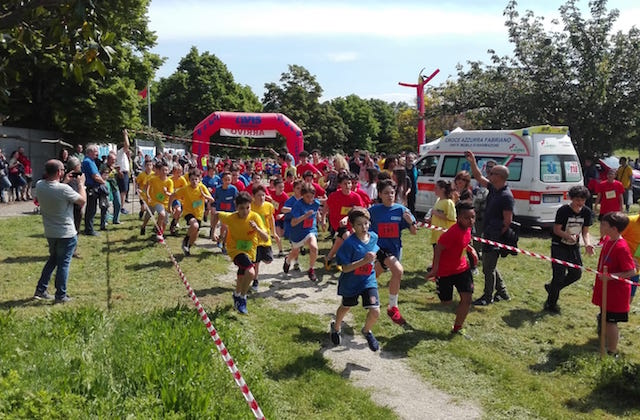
left=250, top=184, right=278, bottom=292
left=135, top=159, right=154, bottom=219
left=169, top=168, right=214, bottom=256
left=143, top=160, right=173, bottom=242
left=169, top=164, right=189, bottom=235
left=214, top=191, right=269, bottom=314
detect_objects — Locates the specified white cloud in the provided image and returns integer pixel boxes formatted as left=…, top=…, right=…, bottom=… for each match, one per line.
left=149, top=1, right=505, bottom=40
left=326, top=52, right=358, bottom=62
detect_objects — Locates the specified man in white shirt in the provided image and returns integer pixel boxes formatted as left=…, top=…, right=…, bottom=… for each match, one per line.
left=116, top=129, right=131, bottom=212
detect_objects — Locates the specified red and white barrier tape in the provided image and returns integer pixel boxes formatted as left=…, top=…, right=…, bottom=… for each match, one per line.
left=142, top=202, right=265, bottom=419
left=417, top=222, right=639, bottom=286
left=129, top=128, right=278, bottom=155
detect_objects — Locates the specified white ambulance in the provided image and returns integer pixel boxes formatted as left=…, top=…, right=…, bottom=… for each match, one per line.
left=414, top=125, right=583, bottom=228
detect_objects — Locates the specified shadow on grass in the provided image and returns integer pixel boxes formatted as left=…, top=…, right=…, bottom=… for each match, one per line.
left=529, top=338, right=600, bottom=373
left=125, top=260, right=174, bottom=271
left=192, top=286, right=233, bottom=297
left=0, top=297, right=40, bottom=309
left=565, top=360, right=640, bottom=416
left=381, top=324, right=451, bottom=357
left=502, top=308, right=550, bottom=328
left=1, top=255, right=48, bottom=264
left=399, top=272, right=429, bottom=290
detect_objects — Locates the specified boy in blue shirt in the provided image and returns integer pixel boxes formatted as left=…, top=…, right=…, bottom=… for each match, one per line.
left=284, top=182, right=321, bottom=281
left=211, top=171, right=238, bottom=251
left=369, top=179, right=417, bottom=325
left=330, top=206, right=381, bottom=352
left=281, top=179, right=303, bottom=271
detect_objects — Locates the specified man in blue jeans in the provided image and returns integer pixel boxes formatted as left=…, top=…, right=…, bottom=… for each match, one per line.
left=33, top=159, right=87, bottom=303
left=81, top=144, right=106, bottom=235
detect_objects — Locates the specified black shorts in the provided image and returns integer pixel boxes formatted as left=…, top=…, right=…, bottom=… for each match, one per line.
left=436, top=269, right=474, bottom=302
left=275, top=219, right=284, bottom=229
left=341, top=288, right=380, bottom=309
left=184, top=214, right=201, bottom=226
left=255, top=245, right=273, bottom=264
left=233, top=253, right=254, bottom=275
left=376, top=248, right=395, bottom=271
left=336, top=226, right=349, bottom=239
left=604, top=311, right=628, bottom=323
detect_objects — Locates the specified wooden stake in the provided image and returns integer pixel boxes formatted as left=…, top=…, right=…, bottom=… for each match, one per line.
left=600, top=266, right=608, bottom=358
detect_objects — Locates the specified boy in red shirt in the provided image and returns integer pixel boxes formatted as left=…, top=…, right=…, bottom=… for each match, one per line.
left=595, top=169, right=624, bottom=220
left=426, top=201, right=478, bottom=336
left=296, top=150, right=322, bottom=180
left=269, top=178, right=289, bottom=257
left=591, top=211, right=636, bottom=356
left=324, top=172, right=364, bottom=269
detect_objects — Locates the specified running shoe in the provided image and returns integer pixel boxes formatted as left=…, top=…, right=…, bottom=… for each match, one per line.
left=308, top=268, right=317, bottom=282
left=181, top=236, right=190, bottom=255
left=387, top=306, right=406, bottom=326
left=251, top=279, right=259, bottom=292
left=283, top=258, right=290, bottom=274
left=330, top=321, right=341, bottom=345
left=362, top=329, right=380, bottom=352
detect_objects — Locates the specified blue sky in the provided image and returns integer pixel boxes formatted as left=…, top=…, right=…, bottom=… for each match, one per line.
left=148, top=0, right=639, bottom=103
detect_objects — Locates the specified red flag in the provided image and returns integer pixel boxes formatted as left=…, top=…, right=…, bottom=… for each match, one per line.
left=138, top=87, right=147, bottom=99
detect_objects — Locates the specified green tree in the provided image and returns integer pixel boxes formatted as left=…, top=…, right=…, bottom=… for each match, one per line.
left=263, top=64, right=349, bottom=155
left=152, top=47, right=262, bottom=135
left=367, top=98, right=400, bottom=152
left=438, top=0, right=640, bottom=157
left=330, top=95, right=380, bottom=153
left=0, top=0, right=159, bottom=142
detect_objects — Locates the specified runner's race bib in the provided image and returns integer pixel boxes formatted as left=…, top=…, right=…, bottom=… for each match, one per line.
left=236, top=239, right=252, bottom=251
left=156, top=192, right=165, bottom=201
left=605, top=190, right=616, bottom=199
left=354, top=263, right=373, bottom=276
left=378, top=222, right=399, bottom=238
left=193, top=199, right=203, bottom=208
left=303, top=217, right=314, bottom=228
left=220, top=202, right=231, bottom=211
left=340, top=206, right=351, bottom=216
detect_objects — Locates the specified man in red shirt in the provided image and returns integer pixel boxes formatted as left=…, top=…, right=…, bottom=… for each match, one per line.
left=324, top=172, right=364, bottom=269
left=595, top=169, right=625, bottom=221
left=302, top=171, right=326, bottom=198
left=312, top=149, right=329, bottom=174
left=297, top=150, right=322, bottom=180
left=426, top=201, right=478, bottom=336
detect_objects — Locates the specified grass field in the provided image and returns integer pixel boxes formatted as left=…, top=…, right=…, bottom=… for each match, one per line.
left=1, top=205, right=640, bottom=418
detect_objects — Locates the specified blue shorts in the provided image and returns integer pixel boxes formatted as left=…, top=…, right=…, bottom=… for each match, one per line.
left=172, top=199, right=182, bottom=209
left=630, top=274, right=639, bottom=297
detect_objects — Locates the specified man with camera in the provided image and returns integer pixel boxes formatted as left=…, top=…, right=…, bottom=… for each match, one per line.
left=33, top=159, right=87, bottom=303
left=81, top=144, right=107, bottom=236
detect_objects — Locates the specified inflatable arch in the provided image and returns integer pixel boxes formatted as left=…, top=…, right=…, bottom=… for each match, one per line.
left=192, top=111, right=304, bottom=161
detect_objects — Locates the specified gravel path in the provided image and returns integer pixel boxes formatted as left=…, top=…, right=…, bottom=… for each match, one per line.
left=204, top=238, right=483, bottom=420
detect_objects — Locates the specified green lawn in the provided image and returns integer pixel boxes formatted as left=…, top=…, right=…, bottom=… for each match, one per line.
left=1, top=208, right=640, bottom=419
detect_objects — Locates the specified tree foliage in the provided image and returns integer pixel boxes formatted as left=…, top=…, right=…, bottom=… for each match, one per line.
left=0, top=0, right=160, bottom=142
left=436, top=0, right=640, bottom=157
left=330, top=95, right=380, bottom=153
left=152, top=47, right=262, bottom=136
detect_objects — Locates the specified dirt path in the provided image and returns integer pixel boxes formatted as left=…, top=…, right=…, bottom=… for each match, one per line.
left=201, top=237, right=482, bottom=420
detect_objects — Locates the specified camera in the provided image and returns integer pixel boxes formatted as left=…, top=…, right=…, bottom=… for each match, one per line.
left=66, top=171, right=82, bottom=178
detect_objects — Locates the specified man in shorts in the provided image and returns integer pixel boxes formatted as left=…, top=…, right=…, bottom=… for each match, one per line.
left=426, top=201, right=477, bottom=336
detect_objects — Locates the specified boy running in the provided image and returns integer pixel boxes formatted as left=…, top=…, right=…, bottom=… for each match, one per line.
left=169, top=168, right=214, bottom=256
left=211, top=171, right=239, bottom=251
left=330, top=207, right=381, bottom=352
left=324, top=172, right=364, bottom=270
left=284, top=182, right=321, bottom=281
left=142, top=160, right=173, bottom=241
left=169, top=164, right=188, bottom=235
left=214, top=191, right=269, bottom=314
left=369, top=179, right=417, bottom=325
left=251, top=184, right=278, bottom=291
left=269, top=177, right=289, bottom=257
left=426, top=201, right=478, bottom=336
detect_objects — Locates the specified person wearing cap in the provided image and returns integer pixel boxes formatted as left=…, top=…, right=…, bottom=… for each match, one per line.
left=465, top=151, right=513, bottom=306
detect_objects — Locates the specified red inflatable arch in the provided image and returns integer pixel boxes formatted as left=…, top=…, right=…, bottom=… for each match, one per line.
left=192, top=111, right=304, bottom=161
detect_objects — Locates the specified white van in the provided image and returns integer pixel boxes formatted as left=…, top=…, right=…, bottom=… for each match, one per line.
left=414, top=125, right=583, bottom=228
